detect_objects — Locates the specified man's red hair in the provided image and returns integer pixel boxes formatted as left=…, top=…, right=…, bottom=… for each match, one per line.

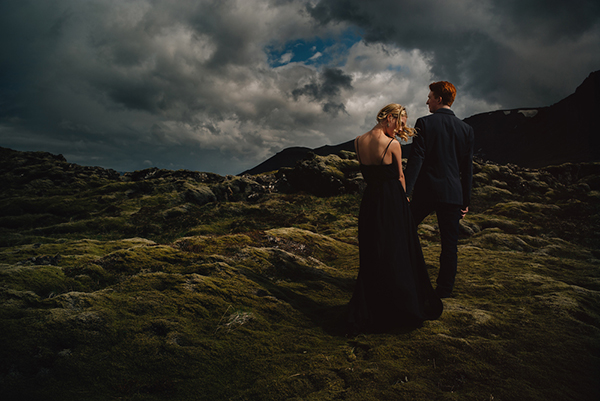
left=429, top=81, right=456, bottom=106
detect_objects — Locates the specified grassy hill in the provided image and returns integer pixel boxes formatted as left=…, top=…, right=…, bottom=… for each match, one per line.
left=1, top=146, right=599, bottom=400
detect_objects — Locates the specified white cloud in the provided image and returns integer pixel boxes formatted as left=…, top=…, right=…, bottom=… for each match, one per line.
left=279, top=52, right=294, bottom=64
left=309, top=52, right=322, bottom=61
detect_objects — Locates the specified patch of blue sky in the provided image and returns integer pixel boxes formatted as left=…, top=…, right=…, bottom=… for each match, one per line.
left=267, top=28, right=363, bottom=68
left=386, top=64, right=405, bottom=72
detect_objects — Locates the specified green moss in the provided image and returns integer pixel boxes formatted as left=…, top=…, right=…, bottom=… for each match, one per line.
left=1, top=156, right=599, bottom=400
left=265, top=227, right=358, bottom=271
left=174, top=234, right=253, bottom=255
left=1, top=265, right=74, bottom=298
left=472, top=185, right=514, bottom=201
left=1, top=232, right=599, bottom=401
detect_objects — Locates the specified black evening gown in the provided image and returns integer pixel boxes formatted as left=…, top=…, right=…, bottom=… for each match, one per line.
left=348, top=157, right=443, bottom=333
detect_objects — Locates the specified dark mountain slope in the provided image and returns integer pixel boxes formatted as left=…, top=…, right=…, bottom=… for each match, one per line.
left=466, top=70, right=599, bottom=168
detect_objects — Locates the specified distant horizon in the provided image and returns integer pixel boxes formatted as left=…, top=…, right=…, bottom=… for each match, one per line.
left=0, top=92, right=581, bottom=176
left=0, top=89, right=577, bottom=177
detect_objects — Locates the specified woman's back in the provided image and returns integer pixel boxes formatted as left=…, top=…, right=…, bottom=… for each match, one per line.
left=355, top=132, right=395, bottom=166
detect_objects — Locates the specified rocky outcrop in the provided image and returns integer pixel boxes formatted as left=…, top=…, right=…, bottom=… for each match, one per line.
left=240, top=141, right=357, bottom=176
left=0, top=147, right=121, bottom=196
left=1, top=145, right=599, bottom=251
left=279, top=151, right=362, bottom=197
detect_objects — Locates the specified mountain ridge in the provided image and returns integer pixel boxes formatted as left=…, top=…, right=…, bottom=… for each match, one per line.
left=466, top=70, right=599, bottom=168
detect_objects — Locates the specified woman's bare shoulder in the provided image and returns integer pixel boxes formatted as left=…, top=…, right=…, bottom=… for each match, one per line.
left=389, top=138, right=402, bottom=152
left=357, top=130, right=373, bottom=139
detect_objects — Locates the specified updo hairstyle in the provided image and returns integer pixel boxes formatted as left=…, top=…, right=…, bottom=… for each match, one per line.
left=376, top=103, right=416, bottom=141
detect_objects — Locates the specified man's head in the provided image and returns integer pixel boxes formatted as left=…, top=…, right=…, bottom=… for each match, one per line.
left=427, top=81, right=456, bottom=112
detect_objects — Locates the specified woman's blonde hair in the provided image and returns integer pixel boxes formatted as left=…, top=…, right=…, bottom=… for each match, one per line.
left=376, top=103, right=416, bottom=141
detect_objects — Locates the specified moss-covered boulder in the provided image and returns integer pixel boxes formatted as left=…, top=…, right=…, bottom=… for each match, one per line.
left=282, top=152, right=361, bottom=196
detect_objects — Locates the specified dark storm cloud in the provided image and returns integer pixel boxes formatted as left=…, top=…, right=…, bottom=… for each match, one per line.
left=0, top=0, right=269, bottom=122
left=496, top=0, right=600, bottom=40
left=292, top=67, right=353, bottom=114
left=308, top=0, right=600, bottom=106
left=0, top=0, right=289, bottom=172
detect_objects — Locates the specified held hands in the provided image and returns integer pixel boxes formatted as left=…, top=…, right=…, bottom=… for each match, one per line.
left=460, top=206, right=469, bottom=219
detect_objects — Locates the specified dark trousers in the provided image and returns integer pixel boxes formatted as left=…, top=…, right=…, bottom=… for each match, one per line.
left=410, top=201, right=462, bottom=294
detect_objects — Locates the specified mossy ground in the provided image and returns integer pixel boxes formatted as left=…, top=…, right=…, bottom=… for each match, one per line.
left=1, top=153, right=599, bottom=400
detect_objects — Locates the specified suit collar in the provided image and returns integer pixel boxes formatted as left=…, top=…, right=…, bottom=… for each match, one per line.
left=434, top=108, right=455, bottom=116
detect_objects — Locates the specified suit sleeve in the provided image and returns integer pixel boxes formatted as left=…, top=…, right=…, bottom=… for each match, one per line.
left=404, top=118, right=426, bottom=196
left=460, top=125, right=475, bottom=207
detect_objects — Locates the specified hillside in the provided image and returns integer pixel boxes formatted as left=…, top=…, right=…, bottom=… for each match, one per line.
left=241, top=141, right=356, bottom=176
left=1, top=147, right=599, bottom=400
left=466, top=70, right=599, bottom=168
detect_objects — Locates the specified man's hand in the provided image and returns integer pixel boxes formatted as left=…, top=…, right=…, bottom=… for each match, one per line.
left=460, top=206, right=469, bottom=219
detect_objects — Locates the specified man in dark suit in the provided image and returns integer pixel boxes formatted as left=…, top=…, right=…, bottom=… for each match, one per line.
left=404, top=81, right=474, bottom=298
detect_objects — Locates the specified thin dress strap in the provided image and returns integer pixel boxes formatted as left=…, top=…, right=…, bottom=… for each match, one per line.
left=380, top=138, right=394, bottom=165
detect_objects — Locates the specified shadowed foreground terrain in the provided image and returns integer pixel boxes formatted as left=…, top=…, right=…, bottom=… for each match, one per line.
left=1, top=147, right=599, bottom=400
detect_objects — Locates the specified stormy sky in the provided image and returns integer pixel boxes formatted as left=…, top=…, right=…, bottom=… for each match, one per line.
left=1, top=0, right=599, bottom=175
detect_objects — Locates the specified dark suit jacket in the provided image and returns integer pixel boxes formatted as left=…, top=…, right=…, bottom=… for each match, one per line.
left=404, top=108, right=474, bottom=207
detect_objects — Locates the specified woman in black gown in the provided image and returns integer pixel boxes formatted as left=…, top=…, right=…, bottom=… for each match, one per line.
left=348, top=104, right=443, bottom=334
